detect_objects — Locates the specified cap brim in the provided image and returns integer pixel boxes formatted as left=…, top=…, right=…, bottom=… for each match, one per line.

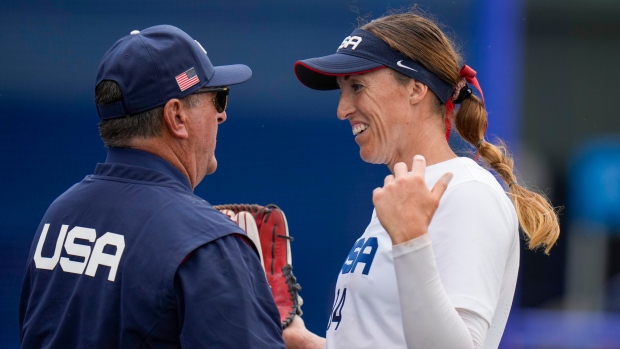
left=205, top=64, right=252, bottom=87
left=294, top=53, right=383, bottom=90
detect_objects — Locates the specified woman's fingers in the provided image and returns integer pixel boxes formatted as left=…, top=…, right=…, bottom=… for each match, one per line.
left=432, top=172, right=453, bottom=200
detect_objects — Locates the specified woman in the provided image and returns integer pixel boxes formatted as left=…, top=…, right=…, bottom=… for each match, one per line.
left=285, top=10, right=560, bottom=349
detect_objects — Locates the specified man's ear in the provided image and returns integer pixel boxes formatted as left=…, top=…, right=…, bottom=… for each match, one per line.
left=408, top=79, right=429, bottom=105
left=162, top=99, right=189, bottom=139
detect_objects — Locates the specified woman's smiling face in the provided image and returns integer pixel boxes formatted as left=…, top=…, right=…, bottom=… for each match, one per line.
left=336, top=68, right=419, bottom=169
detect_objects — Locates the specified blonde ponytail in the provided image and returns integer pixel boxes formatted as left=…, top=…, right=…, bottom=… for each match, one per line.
left=455, top=96, right=560, bottom=254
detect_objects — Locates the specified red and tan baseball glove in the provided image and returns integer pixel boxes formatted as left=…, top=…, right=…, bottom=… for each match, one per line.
left=214, top=203, right=302, bottom=329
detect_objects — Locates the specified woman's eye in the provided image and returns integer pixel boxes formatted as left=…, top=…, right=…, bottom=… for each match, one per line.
left=351, top=83, right=363, bottom=92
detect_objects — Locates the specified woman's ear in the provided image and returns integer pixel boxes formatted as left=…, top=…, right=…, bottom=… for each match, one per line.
left=162, top=99, right=189, bottom=139
left=407, top=79, right=429, bottom=105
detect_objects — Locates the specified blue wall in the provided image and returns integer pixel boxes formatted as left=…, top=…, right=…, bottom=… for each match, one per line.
left=0, top=1, right=506, bottom=347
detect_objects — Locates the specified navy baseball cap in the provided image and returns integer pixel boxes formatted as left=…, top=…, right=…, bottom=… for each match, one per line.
left=294, top=29, right=453, bottom=104
left=96, top=25, right=252, bottom=119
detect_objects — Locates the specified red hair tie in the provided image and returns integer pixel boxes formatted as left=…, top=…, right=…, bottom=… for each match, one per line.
left=445, top=65, right=486, bottom=140
left=459, top=65, right=484, bottom=105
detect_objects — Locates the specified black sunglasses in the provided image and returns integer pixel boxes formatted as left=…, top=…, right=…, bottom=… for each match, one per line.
left=193, top=87, right=229, bottom=113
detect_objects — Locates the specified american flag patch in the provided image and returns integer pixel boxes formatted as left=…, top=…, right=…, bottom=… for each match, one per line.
left=175, top=67, right=200, bottom=91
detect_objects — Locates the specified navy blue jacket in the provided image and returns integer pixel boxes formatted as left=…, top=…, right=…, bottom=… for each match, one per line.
left=20, top=148, right=284, bottom=348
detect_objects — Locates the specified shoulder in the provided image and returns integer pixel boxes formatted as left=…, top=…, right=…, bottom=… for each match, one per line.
left=426, top=157, right=514, bottom=214
left=426, top=157, right=505, bottom=195
left=158, top=196, right=245, bottom=240
left=180, top=234, right=261, bottom=271
left=426, top=158, right=519, bottom=248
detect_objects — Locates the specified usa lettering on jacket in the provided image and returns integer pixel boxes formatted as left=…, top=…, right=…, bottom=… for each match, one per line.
left=33, top=223, right=125, bottom=282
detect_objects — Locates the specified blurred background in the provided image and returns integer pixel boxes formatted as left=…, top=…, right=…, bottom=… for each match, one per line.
left=1, top=0, right=619, bottom=348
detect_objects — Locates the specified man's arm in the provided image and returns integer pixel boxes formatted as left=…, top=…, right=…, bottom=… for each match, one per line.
left=175, top=234, right=285, bottom=348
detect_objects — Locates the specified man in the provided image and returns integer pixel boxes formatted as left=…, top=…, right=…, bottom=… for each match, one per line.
left=19, top=25, right=285, bottom=348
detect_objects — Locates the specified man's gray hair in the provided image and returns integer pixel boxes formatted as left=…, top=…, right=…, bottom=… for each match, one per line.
left=96, top=80, right=202, bottom=148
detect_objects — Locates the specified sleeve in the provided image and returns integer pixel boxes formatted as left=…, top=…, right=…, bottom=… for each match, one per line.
left=393, top=235, right=476, bottom=349
left=393, top=236, right=485, bottom=349
left=429, top=181, right=516, bottom=324
left=392, top=181, right=516, bottom=348
left=174, top=234, right=285, bottom=349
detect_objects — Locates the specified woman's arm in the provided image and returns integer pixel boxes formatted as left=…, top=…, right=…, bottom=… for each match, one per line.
left=373, top=156, right=496, bottom=348
left=393, top=235, right=487, bottom=348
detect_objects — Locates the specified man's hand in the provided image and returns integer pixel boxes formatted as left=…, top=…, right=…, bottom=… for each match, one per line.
left=373, top=155, right=453, bottom=245
left=282, top=316, right=326, bottom=349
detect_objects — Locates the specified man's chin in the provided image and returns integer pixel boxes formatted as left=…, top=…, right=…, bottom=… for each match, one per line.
left=205, top=159, right=218, bottom=176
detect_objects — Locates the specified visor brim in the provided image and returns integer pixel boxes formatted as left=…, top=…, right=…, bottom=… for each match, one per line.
left=294, top=53, right=384, bottom=90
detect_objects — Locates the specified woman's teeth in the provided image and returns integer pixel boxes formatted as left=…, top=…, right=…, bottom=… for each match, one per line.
left=353, top=124, right=368, bottom=136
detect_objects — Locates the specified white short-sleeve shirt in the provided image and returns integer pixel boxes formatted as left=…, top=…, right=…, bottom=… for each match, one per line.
left=325, top=157, right=520, bottom=349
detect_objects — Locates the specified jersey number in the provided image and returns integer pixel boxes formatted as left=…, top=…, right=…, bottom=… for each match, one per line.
left=327, top=288, right=347, bottom=331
